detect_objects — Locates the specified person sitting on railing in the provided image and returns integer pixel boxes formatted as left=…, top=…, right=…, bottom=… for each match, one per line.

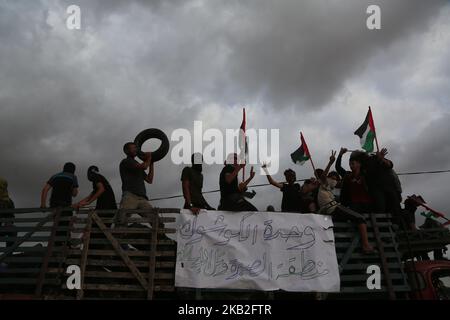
left=336, top=148, right=374, bottom=214
left=181, top=153, right=215, bottom=215
left=218, top=153, right=257, bottom=211
left=73, top=166, right=117, bottom=211
left=327, top=171, right=342, bottom=202
left=317, top=151, right=375, bottom=254
left=0, top=176, right=16, bottom=248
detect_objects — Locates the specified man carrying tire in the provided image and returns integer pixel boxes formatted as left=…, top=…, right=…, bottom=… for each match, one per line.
left=116, top=142, right=154, bottom=227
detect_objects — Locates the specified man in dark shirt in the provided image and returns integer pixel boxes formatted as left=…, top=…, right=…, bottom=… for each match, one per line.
left=40, top=162, right=79, bottom=208
left=73, top=166, right=117, bottom=210
left=361, top=148, right=402, bottom=224
left=40, top=162, right=79, bottom=246
left=218, top=153, right=257, bottom=211
left=263, top=166, right=301, bottom=212
left=181, top=153, right=214, bottom=214
left=116, top=142, right=154, bottom=227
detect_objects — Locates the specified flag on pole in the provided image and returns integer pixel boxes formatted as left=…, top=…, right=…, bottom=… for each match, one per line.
left=290, top=132, right=311, bottom=165
left=239, top=108, right=248, bottom=160
left=354, top=108, right=376, bottom=152
left=239, top=108, right=247, bottom=181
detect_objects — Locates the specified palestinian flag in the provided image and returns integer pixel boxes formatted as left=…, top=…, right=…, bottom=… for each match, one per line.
left=354, top=108, right=376, bottom=152
left=291, top=132, right=310, bottom=165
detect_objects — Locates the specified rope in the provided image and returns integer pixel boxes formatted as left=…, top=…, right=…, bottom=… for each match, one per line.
left=147, top=169, right=450, bottom=202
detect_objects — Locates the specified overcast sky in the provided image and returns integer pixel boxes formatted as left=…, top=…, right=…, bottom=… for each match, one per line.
left=1, top=0, right=449, bottom=228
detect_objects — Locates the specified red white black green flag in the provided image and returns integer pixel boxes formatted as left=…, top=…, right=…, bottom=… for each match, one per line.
left=354, top=108, right=376, bottom=152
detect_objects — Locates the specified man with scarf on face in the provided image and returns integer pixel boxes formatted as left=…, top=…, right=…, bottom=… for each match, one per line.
left=73, top=166, right=117, bottom=210
left=181, top=153, right=214, bottom=215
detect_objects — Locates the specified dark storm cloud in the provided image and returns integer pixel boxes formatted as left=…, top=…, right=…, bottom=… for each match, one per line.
left=126, top=0, right=446, bottom=109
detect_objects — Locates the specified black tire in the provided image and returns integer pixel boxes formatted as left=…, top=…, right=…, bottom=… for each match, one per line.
left=133, top=128, right=170, bottom=162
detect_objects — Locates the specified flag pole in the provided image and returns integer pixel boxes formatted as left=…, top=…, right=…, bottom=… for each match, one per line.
left=369, top=106, right=380, bottom=152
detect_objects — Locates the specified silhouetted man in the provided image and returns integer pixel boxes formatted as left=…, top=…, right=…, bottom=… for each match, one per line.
left=181, top=153, right=214, bottom=215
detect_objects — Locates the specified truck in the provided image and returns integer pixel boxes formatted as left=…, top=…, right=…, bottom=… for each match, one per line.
left=0, top=207, right=449, bottom=300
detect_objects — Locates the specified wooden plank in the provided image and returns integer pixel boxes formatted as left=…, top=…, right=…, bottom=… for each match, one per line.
left=147, top=211, right=159, bottom=299
left=0, top=236, right=67, bottom=242
left=155, top=239, right=176, bottom=245
left=0, top=217, right=60, bottom=223
left=154, top=285, right=175, bottom=292
left=0, top=268, right=42, bottom=274
left=0, top=278, right=61, bottom=285
left=70, top=227, right=176, bottom=234
left=337, top=252, right=400, bottom=259
left=334, top=232, right=393, bottom=238
left=77, top=211, right=93, bottom=300
left=35, top=209, right=61, bottom=296
left=334, top=242, right=395, bottom=248
left=340, top=274, right=405, bottom=282
left=64, top=258, right=174, bottom=268
left=340, top=285, right=411, bottom=293
left=0, top=226, right=71, bottom=232
left=1, top=256, right=68, bottom=263
left=77, top=284, right=145, bottom=292
left=369, top=213, right=395, bottom=300
left=339, top=263, right=403, bottom=270
left=338, top=233, right=360, bottom=274
left=83, top=271, right=174, bottom=280
left=0, top=211, right=56, bottom=263
left=72, top=217, right=176, bottom=224
left=90, top=212, right=149, bottom=291
left=74, top=284, right=176, bottom=292
left=0, top=247, right=51, bottom=253
left=88, top=239, right=151, bottom=245
left=68, top=249, right=176, bottom=257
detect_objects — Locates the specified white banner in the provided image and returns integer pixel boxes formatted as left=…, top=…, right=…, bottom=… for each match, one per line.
left=174, top=210, right=340, bottom=292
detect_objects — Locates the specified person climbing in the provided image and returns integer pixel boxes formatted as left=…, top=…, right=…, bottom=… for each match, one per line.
left=73, top=166, right=117, bottom=210
left=40, top=162, right=79, bottom=209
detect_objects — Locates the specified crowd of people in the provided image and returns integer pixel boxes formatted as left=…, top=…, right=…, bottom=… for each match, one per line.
left=0, top=141, right=446, bottom=257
